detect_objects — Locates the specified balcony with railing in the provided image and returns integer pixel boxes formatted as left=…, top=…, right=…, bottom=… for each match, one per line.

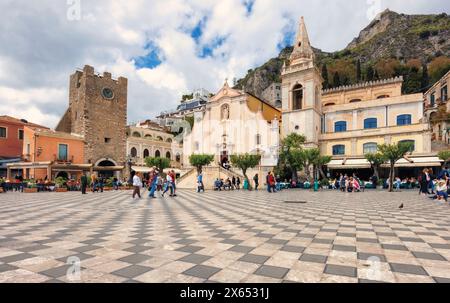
left=53, top=154, right=74, bottom=164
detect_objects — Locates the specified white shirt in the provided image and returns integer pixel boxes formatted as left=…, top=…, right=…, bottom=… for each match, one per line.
left=132, top=175, right=142, bottom=187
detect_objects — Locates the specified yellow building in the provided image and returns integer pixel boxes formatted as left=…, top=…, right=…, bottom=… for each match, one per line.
left=282, top=17, right=441, bottom=178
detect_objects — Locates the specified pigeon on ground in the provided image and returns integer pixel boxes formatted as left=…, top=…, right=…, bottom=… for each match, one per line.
left=399, top=203, right=404, bottom=209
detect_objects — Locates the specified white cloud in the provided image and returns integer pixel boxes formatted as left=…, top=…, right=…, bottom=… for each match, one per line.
left=0, top=0, right=448, bottom=128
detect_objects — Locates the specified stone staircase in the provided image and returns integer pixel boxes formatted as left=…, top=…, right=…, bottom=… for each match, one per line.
left=176, top=166, right=245, bottom=190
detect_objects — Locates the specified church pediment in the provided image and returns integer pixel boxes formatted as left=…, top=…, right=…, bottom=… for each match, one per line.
left=210, top=81, right=244, bottom=103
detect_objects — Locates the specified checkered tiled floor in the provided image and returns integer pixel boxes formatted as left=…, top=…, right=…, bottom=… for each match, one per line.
left=1, top=189, right=450, bottom=283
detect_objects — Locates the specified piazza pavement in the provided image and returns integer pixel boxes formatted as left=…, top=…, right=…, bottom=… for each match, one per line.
left=0, top=188, right=450, bottom=283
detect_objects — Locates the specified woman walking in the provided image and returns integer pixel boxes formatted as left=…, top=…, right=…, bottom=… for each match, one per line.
left=419, top=168, right=430, bottom=195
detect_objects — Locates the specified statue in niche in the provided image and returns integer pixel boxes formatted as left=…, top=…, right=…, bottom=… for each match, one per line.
left=221, top=104, right=230, bottom=120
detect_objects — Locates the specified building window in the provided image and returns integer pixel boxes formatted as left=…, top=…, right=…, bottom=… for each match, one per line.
left=26, top=144, right=30, bottom=155
left=364, top=118, right=377, bottom=129
left=430, top=93, right=435, bottom=107
left=155, top=150, right=161, bottom=158
left=58, top=144, right=68, bottom=161
left=166, top=151, right=171, bottom=159
left=324, top=103, right=335, bottom=106
left=377, top=95, right=389, bottom=99
left=176, top=153, right=181, bottom=162
left=399, top=140, right=415, bottom=152
left=130, top=147, right=137, bottom=157
left=292, top=84, right=303, bottom=110
left=334, top=121, right=347, bottom=133
left=397, top=114, right=412, bottom=126
left=156, top=136, right=163, bottom=141
left=143, top=149, right=149, bottom=158
left=349, top=99, right=362, bottom=103
left=256, top=134, right=261, bottom=145
left=132, top=132, right=141, bottom=138
left=332, top=145, right=345, bottom=155
left=18, top=129, right=24, bottom=140
left=0, top=127, right=6, bottom=138
left=104, top=137, right=111, bottom=143
left=144, top=134, right=152, bottom=139
left=363, top=142, right=378, bottom=154
left=442, top=85, right=448, bottom=102
left=166, top=138, right=173, bottom=143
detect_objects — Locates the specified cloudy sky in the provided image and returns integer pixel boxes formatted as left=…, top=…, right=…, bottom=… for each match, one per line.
left=0, top=0, right=449, bottom=128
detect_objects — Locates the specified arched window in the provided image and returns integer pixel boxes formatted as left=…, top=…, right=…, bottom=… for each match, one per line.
left=176, top=153, right=181, bottom=163
left=144, top=134, right=152, bottom=139
left=364, top=118, right=377, bottom=129
left=156, top=136, right=163, bottom=141
left=399, top=140, right=415, bottom=152
left=166, top=151, right=171, bottom=159
left=324, top=103, right=335, bottom=107
left=377, top=95, right=389, bottom=99
left=363, top=142, right=378, bottom=154
left=334, top=121, right=347, bottom=132
left=155, top=150, right=161, bottom=158
left=130, top=147, right=137, bottom=157
left=143, top=149, right=149, bottom=158
left=132, top=132, right=141, bottom=138
left=166, top=138, right=173, bottom=143
left=349, top=99, right=362, bottom=103
left=292, top=84, right=303, bottom=110
left=275, top=100, right=282, bottom=108
left=397, top=114, right=412, bottom=126
left=332, top=145, right=345, bottom=155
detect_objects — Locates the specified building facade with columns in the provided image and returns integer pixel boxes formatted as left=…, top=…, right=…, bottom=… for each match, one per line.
left=424, top=70, right=450, bottom=148
left=126, top=120, right=183, bottom=171
left=281, top=17, right=438, bottom=177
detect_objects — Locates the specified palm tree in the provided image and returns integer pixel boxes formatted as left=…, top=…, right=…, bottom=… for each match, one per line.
left=378, top=142, right=414, bottom=192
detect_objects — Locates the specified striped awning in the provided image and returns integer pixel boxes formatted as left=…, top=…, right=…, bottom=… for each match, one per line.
left=328, top=156, right=443, bottom=169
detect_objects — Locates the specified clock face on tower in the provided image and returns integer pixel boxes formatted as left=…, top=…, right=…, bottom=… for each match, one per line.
left=102, top=87, right=114, bottom=99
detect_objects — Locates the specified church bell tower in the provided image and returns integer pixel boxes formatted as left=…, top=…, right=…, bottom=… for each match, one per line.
left=281, top=17, right=323, bottom=147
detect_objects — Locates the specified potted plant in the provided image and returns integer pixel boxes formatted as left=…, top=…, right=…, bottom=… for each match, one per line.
left=320, top=178, right=330, bottom=189
left=377, top=179, right=385, bottom=190
left=55, top=177, right=68, bottom=192
left=24, top=182, right=38, bottom=193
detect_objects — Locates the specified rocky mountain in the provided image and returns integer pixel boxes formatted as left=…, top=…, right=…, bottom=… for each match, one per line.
left=235, top=9, right=450, bottom=97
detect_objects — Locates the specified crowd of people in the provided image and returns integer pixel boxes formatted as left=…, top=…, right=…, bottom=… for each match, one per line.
left=131, top=168, right=177, bottom=199
left=419, top=167, right=449, bottom=202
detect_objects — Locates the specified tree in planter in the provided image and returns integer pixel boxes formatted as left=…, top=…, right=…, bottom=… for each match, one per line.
left=365, top=152, right=386, bottom=179
left=145, top=157, right=171, bottom=172
left=189, top=154, right=215, bottom=175
left=279, top=133, right=306, bottom=182
left=438, top=150, right=450, bottom=168
left=313, top=153, right=332, bottom=180
left=300, top=148, right=320, bottom=182
left=230, top=154, right=261, bottom=190
left=378, top=142, right=414, bottom=192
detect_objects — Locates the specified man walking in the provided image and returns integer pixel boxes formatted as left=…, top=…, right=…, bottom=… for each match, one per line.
left=132, top=172, right=142, bottom=199
left=197, top=172, right=204, bottom=193
left=81, top=173, right=88, bottom=194
left=253, top=173, right=259, bottom=191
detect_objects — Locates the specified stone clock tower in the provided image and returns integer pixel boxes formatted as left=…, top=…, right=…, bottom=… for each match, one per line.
left=281, top=17, right=323, bottom=147
left=56, top=65, right=128, bottom=170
